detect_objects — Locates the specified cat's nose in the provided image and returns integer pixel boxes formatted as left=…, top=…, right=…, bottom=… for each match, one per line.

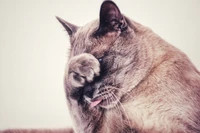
left=83, top=81, right=102, bottom=99
left=84, top=84, right=94, bottom=99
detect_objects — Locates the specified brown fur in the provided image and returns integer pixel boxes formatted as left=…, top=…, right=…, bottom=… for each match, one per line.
left=0, top=129, right=73, bottom=133
left=3, top=1, right=200, bottom=133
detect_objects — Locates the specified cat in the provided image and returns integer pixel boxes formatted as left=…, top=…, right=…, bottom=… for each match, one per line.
left=2, top=0, right=200, bottom=133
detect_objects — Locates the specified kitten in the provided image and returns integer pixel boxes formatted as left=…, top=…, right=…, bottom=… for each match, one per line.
left=2, top=0, right=200, bottom=133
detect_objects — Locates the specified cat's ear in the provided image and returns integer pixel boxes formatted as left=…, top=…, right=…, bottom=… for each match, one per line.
left=56, top=16, right=78, bottom=36
left=95, top=0, right=127, bottom=36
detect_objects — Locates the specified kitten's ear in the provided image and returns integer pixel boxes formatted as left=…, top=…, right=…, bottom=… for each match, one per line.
left=95, top=0, right=127, bottom=36
left=56, top=16, right=78, bottom=35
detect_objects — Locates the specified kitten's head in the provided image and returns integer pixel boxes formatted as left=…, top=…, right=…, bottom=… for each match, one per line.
left=57, top=1, right=140, bottom=109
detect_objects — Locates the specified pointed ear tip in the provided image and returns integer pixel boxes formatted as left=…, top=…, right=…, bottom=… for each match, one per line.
left=101, top=0, right=120, bottom=12
left=102, top=0, right=117, bottom=6
left=55, top=15, right=59, bottom=19
left=55, top=16, right=67, bottom=25
left=55, top=16, right=62, bottom=21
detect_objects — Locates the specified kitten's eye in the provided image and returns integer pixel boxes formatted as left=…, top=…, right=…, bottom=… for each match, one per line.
left=98, top=58, right=103, bottom=63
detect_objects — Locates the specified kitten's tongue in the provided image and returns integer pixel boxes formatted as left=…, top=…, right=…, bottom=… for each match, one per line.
left=90, top=99, right=102, bottom=108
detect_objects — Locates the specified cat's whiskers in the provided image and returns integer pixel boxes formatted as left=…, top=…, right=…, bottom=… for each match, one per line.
left=105, top=87, right=111, bottom=108
left=117, top=89, right=134, bottom=99
left=110, top=92, right=124, bottom=130
left=103, top=88, right=115, bottom=132
left=111, top=91, right=134, bottom=133
left=98, top=83, right=133, bottom=131
left=106, top=91, right=124, bottom=131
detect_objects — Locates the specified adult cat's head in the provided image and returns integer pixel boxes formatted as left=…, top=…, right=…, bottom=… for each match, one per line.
left=57, top=1, right=153, bottom=109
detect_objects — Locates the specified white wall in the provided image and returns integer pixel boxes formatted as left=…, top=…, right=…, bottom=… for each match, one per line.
left=0, top=0, right=199, bottom=130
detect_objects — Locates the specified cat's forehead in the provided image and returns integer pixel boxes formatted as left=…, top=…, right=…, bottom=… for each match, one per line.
left=69, top=20, right=99, bottom=55
left=70, top=20, right=118, bottom=57
left=75, top=20, right=99, bottom=37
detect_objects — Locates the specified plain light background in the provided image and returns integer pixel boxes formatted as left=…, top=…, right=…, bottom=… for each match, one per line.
left=0, top=0, right=200, bottom=130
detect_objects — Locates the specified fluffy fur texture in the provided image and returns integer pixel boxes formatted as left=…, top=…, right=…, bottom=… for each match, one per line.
left=3, top=0, right=200, bottom=133
left=0, top=129, right=73, bottom=133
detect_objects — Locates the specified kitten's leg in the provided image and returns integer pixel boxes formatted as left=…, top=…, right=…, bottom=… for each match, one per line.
left=66, top=53, right=100, bottom=93
left=63, top=53, right=101, bottom=133
left=0, top=128, right=74, bottom=133
left=1, top=54, right=100, bottom=133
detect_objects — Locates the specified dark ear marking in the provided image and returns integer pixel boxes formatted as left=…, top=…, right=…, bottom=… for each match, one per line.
left=56, top=16, right=78, bottom=35
left=95, top=0, right=127, bottom=36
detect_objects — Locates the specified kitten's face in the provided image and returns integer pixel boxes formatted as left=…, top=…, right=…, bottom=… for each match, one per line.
left=57, top=1, right=137, bottom=109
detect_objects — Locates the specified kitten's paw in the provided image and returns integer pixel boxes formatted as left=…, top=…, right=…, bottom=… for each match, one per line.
left=68, top=53, right=100, bottom=88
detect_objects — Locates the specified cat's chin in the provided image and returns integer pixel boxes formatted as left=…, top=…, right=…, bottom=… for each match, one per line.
left=99, top=100, right=119, bottom=109
left=89, top=98, right=119, bottom=110
left=85, top=96, right=119, bottom=110
left=84, top=85, right=121, bottom=110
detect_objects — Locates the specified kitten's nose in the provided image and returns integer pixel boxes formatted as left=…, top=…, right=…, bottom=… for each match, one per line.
left=84, top=84, right=94, bottom=98
left=83, top=81, right=102, bottom=99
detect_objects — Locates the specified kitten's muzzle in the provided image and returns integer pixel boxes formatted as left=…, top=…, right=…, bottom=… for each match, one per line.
left=83, top=81, right=103, bottom=107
